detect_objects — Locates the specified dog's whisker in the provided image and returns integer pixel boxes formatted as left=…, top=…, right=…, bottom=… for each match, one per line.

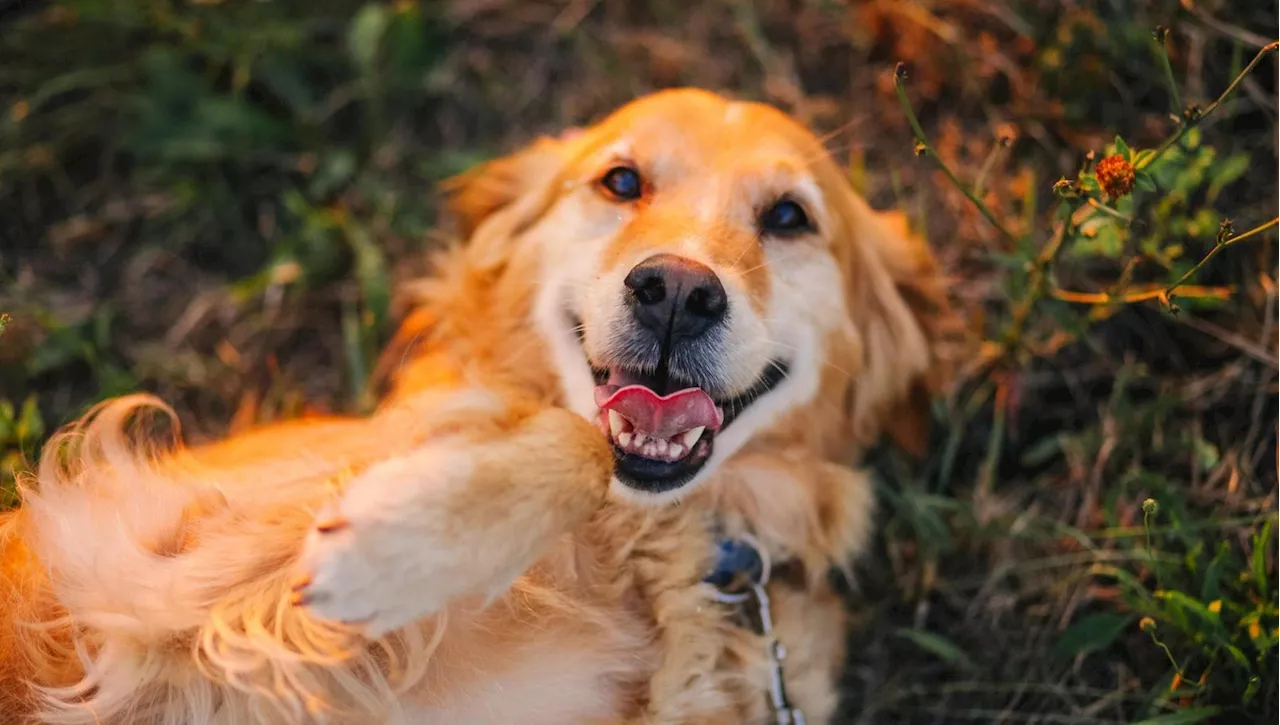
left=814, top=116, right=860, bottom=147
left=730, top=226, right=766, bottom=267
left=737, top=247, right=810, bottom=276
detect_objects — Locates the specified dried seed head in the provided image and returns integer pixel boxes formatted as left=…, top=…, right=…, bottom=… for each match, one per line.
left=1217, top=219, right=1234, bottom=244
left=996, top=123, right=1017, bottom=148
left=1095, top=154, right=1136, bottom=199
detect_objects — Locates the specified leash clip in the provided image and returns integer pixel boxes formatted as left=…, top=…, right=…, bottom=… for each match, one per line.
left=706, top=533, right=805, bottom=725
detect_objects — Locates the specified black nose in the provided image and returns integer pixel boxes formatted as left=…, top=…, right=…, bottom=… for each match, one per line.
left=624, top=254, right=728, bottom=342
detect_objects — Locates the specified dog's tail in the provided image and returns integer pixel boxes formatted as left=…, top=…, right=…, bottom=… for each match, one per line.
left=5, top=395, right=435, bottom=724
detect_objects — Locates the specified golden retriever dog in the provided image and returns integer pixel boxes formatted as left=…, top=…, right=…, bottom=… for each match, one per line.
left=0, top=88, right=952, bottom=724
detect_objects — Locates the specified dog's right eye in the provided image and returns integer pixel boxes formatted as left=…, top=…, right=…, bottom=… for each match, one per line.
left=599, top=166, right=644, bottom=201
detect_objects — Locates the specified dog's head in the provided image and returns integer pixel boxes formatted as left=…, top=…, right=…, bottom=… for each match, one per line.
left=444, top=89, right=952, bottom=503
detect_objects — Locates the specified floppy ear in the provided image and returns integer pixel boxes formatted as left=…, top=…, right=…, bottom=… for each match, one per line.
left=375, top=132, right=583, bottom=399
left=432, top=129, right=587, bottom=276
left=838, top=191, right=959, bottom=457
left=439, top=130, right=580, bottom=240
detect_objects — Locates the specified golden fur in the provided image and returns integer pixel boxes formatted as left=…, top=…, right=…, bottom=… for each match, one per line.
left=0, top=88, right=953, bottom=724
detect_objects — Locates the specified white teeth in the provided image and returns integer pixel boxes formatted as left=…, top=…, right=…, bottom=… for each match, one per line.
left=609, top=422, right=706, bottom=461
left=681, top=426, right=705, bottom=448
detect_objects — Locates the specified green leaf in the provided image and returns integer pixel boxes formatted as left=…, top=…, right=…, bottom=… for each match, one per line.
left=0, top=400, right=14, bottom=442
left=1185, top=126, right=1202, bottom=149
left=1135, top=171, right=1157, bottom=193
left=15, top=396, right=43, bottom=443
left=1070, top=213, right=1125, bottom=258
left=894, top=628, right=976, bottom=672
left=1252, top=517, right=1275, bottom=598
left=348, top=4, right=390, bottom=74
left=1192, top=437, right=1220, bottom=471
left=1243, top=675, right=1261, bottom=704
left=1052, top=613, right=1134, bottom=658
left=255, top=56, right=319, bottom=117
left=1114, top=135, right=1132, bottom=160
left=308, top=150, right=358, bottom=199
left=1223, top=643, right=1251, bottom=670
left=1200, top=542, right=1230, bottom=602
left=1155, top=590, right=1219, bottom=629
left=1129, top=707, right=1220, bottom=725
left=1020, top=434, right=1065, bottom=467
left=1207, top=152, right=1250, bottom=200
left=343, top=221, right=390, bottom=335
left=1134, top=149, right=1157, bottom=169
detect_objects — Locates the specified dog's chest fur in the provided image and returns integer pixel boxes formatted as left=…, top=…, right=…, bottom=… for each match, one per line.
left=406, top=500, right=842, bottom=725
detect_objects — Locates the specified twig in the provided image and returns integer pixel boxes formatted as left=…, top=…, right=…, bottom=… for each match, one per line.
left=1052, top=285, right=1232, bottom=306
left=1173, top=314, right=1278, bottom=368
left=973, top=130, right=1013, bottom=199
left=1186, top=6, right=1273, bottom=49
left=1167, top=217, right=1279, bottom=297
left=893, top=63, right=1018, bottom=242
left=1139, top=41, right=1279, bottom=170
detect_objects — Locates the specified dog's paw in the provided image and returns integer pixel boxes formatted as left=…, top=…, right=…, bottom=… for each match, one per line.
left=291, top=447, right=471, bottom=637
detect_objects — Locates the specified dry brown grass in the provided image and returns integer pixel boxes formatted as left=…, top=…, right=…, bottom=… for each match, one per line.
left=2, top=1, right=1276, bottom=721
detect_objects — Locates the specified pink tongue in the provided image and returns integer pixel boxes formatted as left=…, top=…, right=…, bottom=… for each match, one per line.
left=595, top=385, right=723, bottom=438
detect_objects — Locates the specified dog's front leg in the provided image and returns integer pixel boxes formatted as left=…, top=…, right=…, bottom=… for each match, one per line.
left=292, top=391, right=612, bottom=637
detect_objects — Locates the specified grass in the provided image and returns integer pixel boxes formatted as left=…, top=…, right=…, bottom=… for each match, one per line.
left=1, top=1, right=1276, bottom=722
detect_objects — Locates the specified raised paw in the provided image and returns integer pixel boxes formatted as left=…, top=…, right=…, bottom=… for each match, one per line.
left=291, top=447, right=469, bottom=637
left=290, top=406, right=611, bottom=638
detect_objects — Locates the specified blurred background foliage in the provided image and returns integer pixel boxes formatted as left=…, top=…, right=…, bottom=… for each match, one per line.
left=0, top=0, right=1276, bottom=722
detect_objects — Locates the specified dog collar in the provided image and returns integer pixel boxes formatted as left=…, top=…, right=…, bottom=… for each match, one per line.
left=704, top=534, right=806, bottom=725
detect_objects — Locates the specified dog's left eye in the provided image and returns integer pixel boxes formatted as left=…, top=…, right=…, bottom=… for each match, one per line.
left=599, top=166, right=644, bottom=201
left=760, top=199, right=812, bottom=235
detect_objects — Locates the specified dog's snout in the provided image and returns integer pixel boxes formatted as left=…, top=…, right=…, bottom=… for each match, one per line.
left=624, top=254, right=728, bottom=342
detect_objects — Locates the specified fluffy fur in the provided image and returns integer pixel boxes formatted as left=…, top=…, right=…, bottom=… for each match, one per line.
left=0, top=88, right=954, bottom=724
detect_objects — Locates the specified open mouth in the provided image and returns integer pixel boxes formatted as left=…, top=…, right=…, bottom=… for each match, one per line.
left=586, top=357, right=789, bottom=495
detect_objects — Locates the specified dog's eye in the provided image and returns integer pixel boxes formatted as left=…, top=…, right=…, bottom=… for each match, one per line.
left=760, top=199, right=812, bottom=235
left=599, top=166, right=644, bottom=201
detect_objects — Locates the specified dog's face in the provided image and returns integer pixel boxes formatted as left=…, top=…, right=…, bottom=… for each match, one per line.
left=446, top=89, right=949, bottom=504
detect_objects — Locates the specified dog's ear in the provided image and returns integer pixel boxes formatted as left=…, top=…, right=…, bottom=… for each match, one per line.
left=836, top=192, right=959, bottom=457
left=439, top=131, right=580, bottom=240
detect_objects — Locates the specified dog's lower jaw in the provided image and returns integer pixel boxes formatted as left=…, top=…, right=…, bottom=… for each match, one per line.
left=608, top=473, right=696, bottom=506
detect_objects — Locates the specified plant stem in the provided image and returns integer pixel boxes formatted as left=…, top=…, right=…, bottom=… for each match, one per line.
left=1139, top=41, right=1279, bottom=170
left=1002, top=200, right=1083, bottom=353
left=972, top=138, right=1007, bottom=199
left=1053, top=284, right=1231, bottom=306
left=1087, top=198, right=1132, bottom=223
left=893, top=63, right=1017, bottom=242
left=1167, top=217, right=1279, bottom=297
left=1153, top=29, right=1182, bottom=115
